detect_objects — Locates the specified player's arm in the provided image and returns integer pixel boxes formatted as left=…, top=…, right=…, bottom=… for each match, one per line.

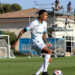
left=43, top=32, right=48, bottom=44
left=12, top=28, right=27, bottom=48
left=43, top=32, right=52, bottom=47
left=12, top=21, right=34, bottom=49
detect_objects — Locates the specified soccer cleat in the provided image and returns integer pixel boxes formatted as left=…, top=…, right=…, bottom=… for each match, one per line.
left=42, top=72, right=49, bottom=75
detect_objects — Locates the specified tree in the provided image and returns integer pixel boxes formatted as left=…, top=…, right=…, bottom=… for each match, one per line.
left=11, top=3, right=22, bottom=11
left=3, top=4, right=11, bottom=13
left=0, top=3, right=22, bottom=13
left=2, top=31, right=17, bottom=45
left=0, top=3, right=4, bottom=13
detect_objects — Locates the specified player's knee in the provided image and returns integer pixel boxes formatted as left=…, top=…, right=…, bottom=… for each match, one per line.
left=42, top=47, right=52, bottom=54
left=44, top=56, right=52, bottom=63
left=49, top=57, right=52, bottom=63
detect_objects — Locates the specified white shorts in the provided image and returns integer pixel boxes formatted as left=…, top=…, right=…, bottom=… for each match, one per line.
left=31, top=40, right=46, bottom=52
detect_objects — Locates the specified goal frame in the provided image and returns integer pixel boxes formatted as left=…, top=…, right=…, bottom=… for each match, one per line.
left=0, top=35, right=15, bottom=58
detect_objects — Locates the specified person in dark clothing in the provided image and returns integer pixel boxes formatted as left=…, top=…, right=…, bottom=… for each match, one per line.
left=67, top=1, right=72, bottom=12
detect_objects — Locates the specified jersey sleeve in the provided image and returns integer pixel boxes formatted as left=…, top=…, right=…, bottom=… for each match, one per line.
left=44, top=22, right=47, bottom=32
left=24, top=21, right=34, bottom=31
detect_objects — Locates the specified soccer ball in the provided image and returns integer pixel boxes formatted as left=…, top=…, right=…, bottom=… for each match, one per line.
left=53, top=70, right=63, bottom=75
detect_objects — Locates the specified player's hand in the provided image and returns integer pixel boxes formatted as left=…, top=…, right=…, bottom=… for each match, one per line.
left=11, top=44, right=15, bottom=49
left=46, top=43, right=52, bottom=47
left=11, top=41, right=17, bottom=49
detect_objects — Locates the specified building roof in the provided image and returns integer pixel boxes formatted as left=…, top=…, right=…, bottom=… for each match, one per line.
left=0, top=8, right=39, bottom=18
left=0, top=8, right=74, bottom=20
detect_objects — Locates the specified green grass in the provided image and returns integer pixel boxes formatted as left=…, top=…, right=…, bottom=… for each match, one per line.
left=0, top=56, right=75, bottom=75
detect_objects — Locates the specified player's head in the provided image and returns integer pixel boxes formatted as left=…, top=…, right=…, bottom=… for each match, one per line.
left=38, top=9, right=48, bottom=21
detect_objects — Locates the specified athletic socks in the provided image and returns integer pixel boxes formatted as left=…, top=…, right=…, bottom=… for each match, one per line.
left=43, top=54, right=51, bottom=72
left=35, top=54, right=51, bottom=75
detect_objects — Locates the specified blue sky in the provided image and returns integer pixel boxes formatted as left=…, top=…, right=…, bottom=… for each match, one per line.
left=0, top=0, right=75, bottom=10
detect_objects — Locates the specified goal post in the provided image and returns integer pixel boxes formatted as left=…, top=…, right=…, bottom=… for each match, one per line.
left=0, top=35, right=15, bottom=58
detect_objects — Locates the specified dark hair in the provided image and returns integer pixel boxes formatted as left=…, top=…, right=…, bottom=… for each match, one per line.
left=39, top=10, right=47, bottom=16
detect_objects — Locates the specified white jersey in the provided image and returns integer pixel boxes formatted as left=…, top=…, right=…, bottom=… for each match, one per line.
left=25, top=19, right=47, bottom=43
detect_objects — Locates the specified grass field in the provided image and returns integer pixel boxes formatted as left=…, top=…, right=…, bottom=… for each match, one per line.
left=0, top=56, right=75, bottom=75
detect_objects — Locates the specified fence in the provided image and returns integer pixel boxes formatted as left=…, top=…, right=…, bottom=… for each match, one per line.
left=19, top=38, right=65, bottom=56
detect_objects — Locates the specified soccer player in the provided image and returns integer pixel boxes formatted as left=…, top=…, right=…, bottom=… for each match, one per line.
left=12, top=10, right=52, bottom=75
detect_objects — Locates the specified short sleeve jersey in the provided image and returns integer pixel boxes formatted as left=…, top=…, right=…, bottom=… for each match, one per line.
left=25, top=19, right=47, bottom=42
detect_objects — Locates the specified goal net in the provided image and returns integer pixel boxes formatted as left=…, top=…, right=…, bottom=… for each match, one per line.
left=0, top=35, right=15, bottom=58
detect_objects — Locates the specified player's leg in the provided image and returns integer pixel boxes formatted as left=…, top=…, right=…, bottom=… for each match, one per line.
left=35, top=53, right=52, bottom=75
left=35, top=48, right=52, bottom=75
left=42, top=53, right=52, bottom=63
left=32, top=41, right=52, bottom=75
left=41, top=47, right=52, bottom=75
left=32, top=43, right=44, bottom=75
left=35, top=63, right=44, bottom=75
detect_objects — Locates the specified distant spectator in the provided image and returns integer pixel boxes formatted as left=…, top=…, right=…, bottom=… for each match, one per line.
left=67, top=1, right=72, bottom=13
left=65, top=16, right=70, bottom=27
left=59, top=6, right=63, bottom=9
left=55, top=0, right=60, bottom=11
left=52, top=3, right=55, bottom=11
left=51, top=21, right=57, bottom=28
